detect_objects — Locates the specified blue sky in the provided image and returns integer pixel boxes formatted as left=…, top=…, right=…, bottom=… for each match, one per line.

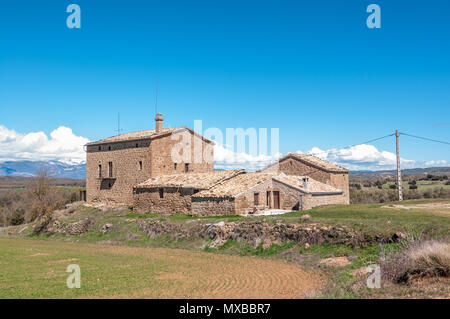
left=0, top=0, right=449, bottom=170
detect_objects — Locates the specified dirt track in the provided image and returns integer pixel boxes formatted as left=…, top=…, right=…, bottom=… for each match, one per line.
left=105, top=245, right=323, bottom=299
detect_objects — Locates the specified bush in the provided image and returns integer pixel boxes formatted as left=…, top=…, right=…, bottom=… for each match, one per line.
left=350, top=187, right=450, bottom=204
left=389, top=184, right=397, bottom=190
left=382, top=239, right=450, bottom=284
left=0, top=171, right=81, bottom=226
left=409, top=185, right=418, bottom=190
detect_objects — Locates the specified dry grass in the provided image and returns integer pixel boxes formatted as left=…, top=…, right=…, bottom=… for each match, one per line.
left=382, top=239, right=450, bottom=284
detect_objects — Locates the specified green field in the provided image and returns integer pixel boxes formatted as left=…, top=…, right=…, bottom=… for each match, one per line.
left=0, top=238, right=320, bottom=299
left=0, top=199, right=449, bottom=298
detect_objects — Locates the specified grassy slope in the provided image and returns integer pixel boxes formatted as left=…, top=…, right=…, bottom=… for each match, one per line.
left=0, top=199, right=449, bottom=298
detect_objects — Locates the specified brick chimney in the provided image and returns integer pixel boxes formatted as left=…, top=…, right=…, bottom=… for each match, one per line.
left=155, top=112, right=163, bottom=134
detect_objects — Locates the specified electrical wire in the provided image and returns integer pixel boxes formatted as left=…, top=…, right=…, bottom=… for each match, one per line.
left=399, top=132, right=450, bottom=146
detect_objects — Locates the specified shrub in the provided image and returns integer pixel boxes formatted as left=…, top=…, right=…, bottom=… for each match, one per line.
left=389, top=184, right=397, bottom=189
left=409, top=185, right=418, bottom=190
left=382, top=240, right=450, bottom=284
left=0, top=171, right=81, bottom=227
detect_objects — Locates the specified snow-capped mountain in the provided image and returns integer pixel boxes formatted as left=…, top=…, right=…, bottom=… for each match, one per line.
left=0, top=160, right=86, bottom=179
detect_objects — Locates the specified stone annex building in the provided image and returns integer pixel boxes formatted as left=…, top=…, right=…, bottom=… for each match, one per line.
left=85, top=114, right=349, bottom=216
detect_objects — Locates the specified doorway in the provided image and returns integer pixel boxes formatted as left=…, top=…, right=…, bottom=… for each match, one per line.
left=273, top=191, right=280, bottom=209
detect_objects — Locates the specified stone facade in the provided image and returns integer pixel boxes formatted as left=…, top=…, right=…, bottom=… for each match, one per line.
left=133, top=187, right=194, bottom=214
left=85, top=114, right=213, bottom=204
left=260, top=153, right=350, bottom=204
left=86, top=139, right=152, bottom=204
left=188, top=174, right=345, bottom=216
left=191, top=197, right=236, bottom=216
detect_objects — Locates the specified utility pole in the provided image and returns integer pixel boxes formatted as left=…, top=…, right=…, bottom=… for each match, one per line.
left=396, top=130, right=403, bottom=201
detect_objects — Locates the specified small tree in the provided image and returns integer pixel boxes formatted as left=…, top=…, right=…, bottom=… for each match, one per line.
left=27, top=170, right=54, bottom=222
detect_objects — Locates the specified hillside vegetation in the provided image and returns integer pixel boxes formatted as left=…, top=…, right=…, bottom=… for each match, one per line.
left=1, top=199, right=449, bottom=298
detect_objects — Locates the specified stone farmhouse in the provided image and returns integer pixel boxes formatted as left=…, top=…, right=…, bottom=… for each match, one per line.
left=85, top=113, right=349, bottom=215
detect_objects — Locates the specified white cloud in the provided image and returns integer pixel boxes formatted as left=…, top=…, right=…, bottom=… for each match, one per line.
left=300, top=144, right=449, bottom=171
left=0, top=125, right=447, bottom=172
left=213, top=144, right=282, bottom=171
left=0, top=125, right=89, bottom=164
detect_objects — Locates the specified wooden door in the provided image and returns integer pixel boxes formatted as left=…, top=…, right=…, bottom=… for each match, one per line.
left=273, top=191, right=280, bottom=209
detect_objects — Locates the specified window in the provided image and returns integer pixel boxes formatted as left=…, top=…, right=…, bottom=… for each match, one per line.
left=266, top=191, right=270, bottom=206
left=136, top=143, right=139, bottom=148
left=254, top=192, right=259, bottom=206
left=184, top=163, right=189, bottom=173
left=98, top=164, right=102, bottom=178
left=108, top=162, right=113, bottom=178
left=159, top=188, right=164, bottom=198
left=108, top=146, right=111, bottom=151
left=98, top=146, right=101, bottom=151
left=174, top=163, right=177, bottom=171
left=139, top=161, right=143, bottom=170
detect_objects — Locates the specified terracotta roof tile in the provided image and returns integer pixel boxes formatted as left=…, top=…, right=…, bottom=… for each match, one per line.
left=261, top=153, right=348, bottom=173
left=86, top=127, right=184, bottom=145
left=193, top=172, right=276, bottom=198
left=272, top=175, right=342, bottom=194
left=135, top=170, right=244, bottom=190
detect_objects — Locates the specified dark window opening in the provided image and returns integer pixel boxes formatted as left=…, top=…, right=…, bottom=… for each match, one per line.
left=174, top=163, right=177, bottom=171
left=108, top=162, right=113, bottom=178
left=108, top=146, right=111, bottom=151
left=98, top=146, right=101, bottom=151
left=108, top=182, right=111, bottom=188
left=266, top=191, right=270, bottom=206
left=139, top=161, right=143, bottom=170
left=185, top=163, right=189, bottom=172
left=254, top=192, right=259, bottom=206
left=159, top=188, right=164, bottom=198
left=136, top=143, right=139, bottom=148
left=98, top=164, right=102, bottom=178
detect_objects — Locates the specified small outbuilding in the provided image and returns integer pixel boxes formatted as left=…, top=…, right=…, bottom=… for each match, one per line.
left=133, top=170, right=244, bottom=214
left=191, top=172, right=345, bottom=216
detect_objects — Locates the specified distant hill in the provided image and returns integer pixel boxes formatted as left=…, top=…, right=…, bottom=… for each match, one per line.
left=350, top=167, right=450, bottom=179
left=0, top=161, right=86, bottom=179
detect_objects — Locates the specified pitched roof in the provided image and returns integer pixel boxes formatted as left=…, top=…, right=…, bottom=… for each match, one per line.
left=86, top=126, right=213, bottom=146
left=193, top=172, right=276, bottom=198
left=135, top=170, right=244, bottom=190
left=193, top=172, right=343, bottom=198
left=272, top=175, right=342, bottom=194
left=262, top=153, right=348, bottom=173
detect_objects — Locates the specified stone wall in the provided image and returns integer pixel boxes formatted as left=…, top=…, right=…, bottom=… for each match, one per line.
left=304, top=192, right=348, bottom=208
left=330, top=173, right=350, bottom=204
left=133, top=187, right=193, bottom=214
left=263, top=157, right=349, bottom=204
left=191, top=197, right=236, bottom=216
left=86, top=140, right=152, bottom=204
left=86, top=128, right=214, bottom=205
left=150, top=129, right=214, bottom=177
left=270, top=180, right=304, bottom=210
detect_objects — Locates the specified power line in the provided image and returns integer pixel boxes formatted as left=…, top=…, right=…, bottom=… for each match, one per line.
left=399, top=132, right=450, bottom=146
